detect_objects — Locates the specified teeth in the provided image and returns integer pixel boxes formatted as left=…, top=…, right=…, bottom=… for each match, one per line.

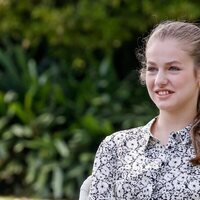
left=157, top=91, right=170, bottom=96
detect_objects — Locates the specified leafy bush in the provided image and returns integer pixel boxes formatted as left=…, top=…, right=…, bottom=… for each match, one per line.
left=0, top=44, right=156, bottom=199
left=0, top=0, right=199, bottom=60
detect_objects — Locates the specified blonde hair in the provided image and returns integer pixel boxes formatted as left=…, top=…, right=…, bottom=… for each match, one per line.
left=137, top=20, right=200, bottom=165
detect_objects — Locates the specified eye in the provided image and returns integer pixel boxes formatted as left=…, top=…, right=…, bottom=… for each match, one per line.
left=169, top=66, right=180, bottom=71
left=146, top=66, right=158, bottom=72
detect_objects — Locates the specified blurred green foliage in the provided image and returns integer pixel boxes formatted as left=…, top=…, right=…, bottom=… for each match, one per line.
left=0, top=0, right=199, bottom=199
left=1, top=0, right=200, bottom=59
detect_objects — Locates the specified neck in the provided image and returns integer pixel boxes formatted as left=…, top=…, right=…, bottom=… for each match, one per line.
left=151, top=109, right=196, bottom=145
left=158, top=110, right=195, bottom=132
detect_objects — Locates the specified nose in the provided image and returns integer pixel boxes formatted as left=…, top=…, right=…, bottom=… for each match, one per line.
left=155, top=71, right=168, bottom=87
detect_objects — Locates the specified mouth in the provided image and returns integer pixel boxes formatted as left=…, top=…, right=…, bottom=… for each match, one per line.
left=155, top=90, right=174, bottom=96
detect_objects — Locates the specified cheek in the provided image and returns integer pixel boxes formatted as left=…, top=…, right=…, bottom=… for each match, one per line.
left=178, top=73, right=197, bottom=85
left=145, top=76, right=153, bottom=89
left=171, top=78, right=184, bottom=87
left=145, top=78, right=154, bottom=97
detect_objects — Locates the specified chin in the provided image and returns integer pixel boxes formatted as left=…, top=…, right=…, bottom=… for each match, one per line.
left=155, top=104, right=174, bottom=111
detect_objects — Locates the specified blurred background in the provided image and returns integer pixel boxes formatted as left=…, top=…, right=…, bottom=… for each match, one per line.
left=0, top=0, right=199, bottom=199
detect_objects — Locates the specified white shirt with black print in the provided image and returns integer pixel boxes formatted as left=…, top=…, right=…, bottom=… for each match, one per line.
left=89, top=118, right=200, bottom=200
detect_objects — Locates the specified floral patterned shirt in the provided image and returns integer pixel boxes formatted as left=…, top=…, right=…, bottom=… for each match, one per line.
left=89, top=118, right=200, bottom=200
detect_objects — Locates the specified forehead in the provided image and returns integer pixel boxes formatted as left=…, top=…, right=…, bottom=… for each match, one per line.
left=146, top=38, right=192, bottom=64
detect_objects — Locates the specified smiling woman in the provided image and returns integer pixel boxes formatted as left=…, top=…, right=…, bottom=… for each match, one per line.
left=81, top=20, right=200, bottom=200
left=139, top=21, right=200, bottom=157
left=145, top=39, right=199, bottom=133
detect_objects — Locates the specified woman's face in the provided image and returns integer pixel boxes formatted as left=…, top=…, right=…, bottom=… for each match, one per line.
left=145, top=38, right=199, bottom=113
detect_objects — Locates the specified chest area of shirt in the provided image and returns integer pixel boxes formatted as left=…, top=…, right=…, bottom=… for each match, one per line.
left=115, top=142, right=200, bottom=199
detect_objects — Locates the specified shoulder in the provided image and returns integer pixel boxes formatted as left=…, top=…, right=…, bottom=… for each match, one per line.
left=96, top=118, right=155, bottom=154
left=108, top=126, right=144, bottom=142
left=100, top=125, right=147, bottom=151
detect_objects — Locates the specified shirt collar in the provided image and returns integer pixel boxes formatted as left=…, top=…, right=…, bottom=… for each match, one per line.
left=141, top=117, right=192, bottom=147
left=169, top=124, right=192, bottom=145
left=140, top=118, right=157, bottom=148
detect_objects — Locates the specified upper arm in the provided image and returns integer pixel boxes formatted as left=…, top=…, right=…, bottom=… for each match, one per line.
left=89, top=136, right=118, bottom=199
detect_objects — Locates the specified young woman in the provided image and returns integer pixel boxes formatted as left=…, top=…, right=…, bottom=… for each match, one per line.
left=87, top=21, right=200, bottom=199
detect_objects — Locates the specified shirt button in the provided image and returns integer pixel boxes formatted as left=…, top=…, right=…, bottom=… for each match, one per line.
left=161, top=161, right=165, bottom=166
left=172, top=133, right=176, bottom=138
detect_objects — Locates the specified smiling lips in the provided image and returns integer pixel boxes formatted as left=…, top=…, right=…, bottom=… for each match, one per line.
left=155, top=90, right=175, bottom=96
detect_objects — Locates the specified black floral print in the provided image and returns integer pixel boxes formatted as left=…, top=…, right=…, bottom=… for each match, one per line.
left=89, top=118, right=200, bottom=200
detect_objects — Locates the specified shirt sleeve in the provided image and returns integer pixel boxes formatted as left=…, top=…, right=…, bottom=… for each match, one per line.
left=89, top=135, right=117, bottom=200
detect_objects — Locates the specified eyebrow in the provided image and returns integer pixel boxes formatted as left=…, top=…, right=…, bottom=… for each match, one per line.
left=147, top=60, right=181, bottom=65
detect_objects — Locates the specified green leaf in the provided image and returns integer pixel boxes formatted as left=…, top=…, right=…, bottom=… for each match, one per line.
left=54, top=139, right=69, bottom=158
left=51, top=166, right=63, bottom=198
